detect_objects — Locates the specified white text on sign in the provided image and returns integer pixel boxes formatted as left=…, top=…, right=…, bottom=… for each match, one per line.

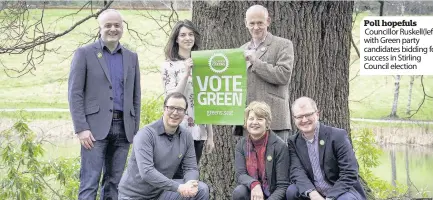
left=196, top=75, right=243, bottom=106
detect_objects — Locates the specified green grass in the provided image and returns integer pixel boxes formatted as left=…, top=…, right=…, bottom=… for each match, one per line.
left=0, top=111, right=71, bottom=120
left=0, top=102, right=69, bottom=109
left=349, top=73, right=433, bottom=120
left=42, top=138, right=80, bottom=160
left=351, top=120, right=433, bottom=130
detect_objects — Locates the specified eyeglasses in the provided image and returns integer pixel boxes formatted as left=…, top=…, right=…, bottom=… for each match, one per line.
left=293, top=111, right=317, bottom=120
left=165, top=106, right=186, bottom=114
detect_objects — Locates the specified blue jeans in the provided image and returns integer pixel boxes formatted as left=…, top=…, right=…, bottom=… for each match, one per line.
left=78, top=119, right=130, bottom=200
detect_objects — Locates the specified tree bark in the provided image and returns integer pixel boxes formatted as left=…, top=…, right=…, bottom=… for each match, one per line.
left=406, top=76, right=415, bottom=115
left=379, top=1, right=384, bottom=16
left=192, top=1, right=373, bottom=199
left=389, top=75, right=401, bottom=118
left=389, top=3, right=405, bottom=118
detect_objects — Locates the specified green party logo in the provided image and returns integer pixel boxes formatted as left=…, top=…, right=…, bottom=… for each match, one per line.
left=192, top=48, right=247, bottom=125
left=208, top=53, right=229, bottom=73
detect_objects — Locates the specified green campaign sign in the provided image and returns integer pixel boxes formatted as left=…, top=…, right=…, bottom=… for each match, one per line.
left=192, top=48, right=247, bottom=125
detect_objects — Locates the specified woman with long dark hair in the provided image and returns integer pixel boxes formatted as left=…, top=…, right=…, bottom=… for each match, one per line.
left=161, top=20, right=214, bottom=167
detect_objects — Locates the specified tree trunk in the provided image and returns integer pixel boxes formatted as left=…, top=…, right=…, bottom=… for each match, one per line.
left=389, top=3, right=406, bottom=118
left=406, top=75, right=415, bottom=115
left=379, top=1, right=384, bottom=16
left=389, top=75, right=401, bottom=118
left=400, top=2, right=405, bottom=15
left=192, top=1, right=375, bottom=199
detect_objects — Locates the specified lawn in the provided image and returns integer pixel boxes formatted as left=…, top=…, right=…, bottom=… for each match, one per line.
left=0, top=110, right=71, bottom=120
left=0, top=9, right=431, bottom=121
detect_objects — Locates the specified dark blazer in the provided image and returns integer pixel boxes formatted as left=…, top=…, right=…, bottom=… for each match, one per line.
left=68, top=40, right=141, bottom=143
left=235, top=132, right=290, bottom=200
left=288, top=123, right=366, bottom=199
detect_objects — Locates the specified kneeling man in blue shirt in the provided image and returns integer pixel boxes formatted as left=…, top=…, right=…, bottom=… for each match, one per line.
left=118, top=92, right=209, bottom=200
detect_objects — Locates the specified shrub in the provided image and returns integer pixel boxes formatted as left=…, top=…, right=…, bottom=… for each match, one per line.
left=0, top=120, right=80, bottom=200
left=352, top=128, right=408, bottom=199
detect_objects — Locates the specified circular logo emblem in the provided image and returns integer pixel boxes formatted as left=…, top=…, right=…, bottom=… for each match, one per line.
left=267, top=155, right=272, bottom=161
left=208, top=53, right=229, bottom=73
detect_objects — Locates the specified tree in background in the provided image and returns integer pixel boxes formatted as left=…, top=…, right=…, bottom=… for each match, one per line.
left=191, top=1, right=375, bottom=199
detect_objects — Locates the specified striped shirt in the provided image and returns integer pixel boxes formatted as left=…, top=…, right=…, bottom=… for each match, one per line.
left=303, top=122, right=333, bottom=195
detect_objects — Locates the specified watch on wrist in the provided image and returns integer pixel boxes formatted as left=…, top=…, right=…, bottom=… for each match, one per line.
left=326, top=197, right=335, bottom=200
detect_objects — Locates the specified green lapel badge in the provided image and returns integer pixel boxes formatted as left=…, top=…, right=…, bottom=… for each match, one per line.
left=178, top=153, right=183, bottom=159
left=320, top=140, right=325, bottom=146
left=267, top=155, right=272, bottom=161
left=97, top=52, right=102, bottom=58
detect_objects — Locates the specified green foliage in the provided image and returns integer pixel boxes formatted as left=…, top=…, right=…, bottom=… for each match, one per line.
left=140, top=95, right=164, bottom=127
left=352, top=128, right=410, bottom=199
left=418, top=188, right=432, bottom=198
left=353, top=129, right=381, bottom=171
left=0, top=97, right=166, bottom=199
left=0, top=120, right=80, bottom=200
left=117, top=96, right=164, bottom=170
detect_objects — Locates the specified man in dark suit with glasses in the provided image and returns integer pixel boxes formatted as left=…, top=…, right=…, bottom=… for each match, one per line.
left=286, top=97, right=366, bottom=200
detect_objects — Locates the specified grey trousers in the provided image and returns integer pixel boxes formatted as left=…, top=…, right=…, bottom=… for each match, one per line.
left=118, top=179, right=210, bottom=200
left=158, top=179, right=209, bottom=200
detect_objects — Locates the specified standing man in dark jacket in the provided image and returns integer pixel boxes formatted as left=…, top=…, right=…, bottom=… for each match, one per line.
left=286, top=97, right=366, bottom=200
left=68, top=9, right=141, bottom=200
